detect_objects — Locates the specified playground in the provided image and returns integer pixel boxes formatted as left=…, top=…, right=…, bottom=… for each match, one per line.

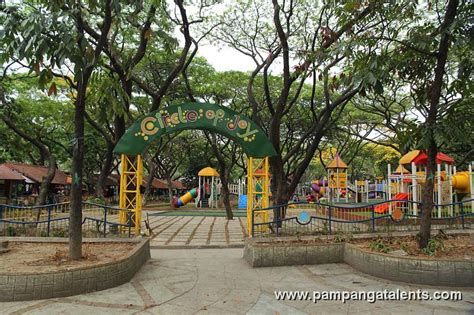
left=1, top=1, right=473, bottom=313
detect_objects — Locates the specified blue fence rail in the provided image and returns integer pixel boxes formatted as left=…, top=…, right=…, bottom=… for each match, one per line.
left=251, top=199, right=474, bottom=237
left=0, top=202, right=133, bottom=238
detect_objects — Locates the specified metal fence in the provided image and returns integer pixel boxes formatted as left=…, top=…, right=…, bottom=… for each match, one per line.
left=0, top=202, right=133, bottom=238
left=251, top=199, right=474, bottom=237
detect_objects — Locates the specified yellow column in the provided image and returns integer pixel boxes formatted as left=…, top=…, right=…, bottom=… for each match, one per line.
left=119, top=154, right=143, bottom=234
left=246, top=157, right=270, bottom=236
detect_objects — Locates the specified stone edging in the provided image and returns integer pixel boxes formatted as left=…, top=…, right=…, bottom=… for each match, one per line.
left=343, top=243, right=473, bottom=287
left=244, top=235, right=473, bottom=287
left=0, top=238, right=150, bottom=301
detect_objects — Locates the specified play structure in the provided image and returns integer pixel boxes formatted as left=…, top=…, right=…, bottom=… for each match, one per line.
left=172, top=167, right=222, bottom=209
left=197, top=167, right=220, bottom=208
left=172, top=188, right=198, bottom=208
left=310, top=180, right=327, bottom=201
left=114, top=102, right=276, bottom=234
left=327, top=154, right=349, bottom=202
left=310, top=154, right=349, bottom=203
left=352, top=179, right=387, bottom=203
left=377, top=150, right=474, bottom=215
left=307, top=151, right=473, bottom=218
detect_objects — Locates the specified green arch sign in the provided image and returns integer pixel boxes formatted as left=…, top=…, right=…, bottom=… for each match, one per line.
left=113, top=102, right=277, bottom=158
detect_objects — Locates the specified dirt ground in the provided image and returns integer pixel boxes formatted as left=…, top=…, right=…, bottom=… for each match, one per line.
left=353, top=234, right=474, bottom=260
left=0, top=242, right=136, bottom=274
left=255, top=234, right=474, bottom=260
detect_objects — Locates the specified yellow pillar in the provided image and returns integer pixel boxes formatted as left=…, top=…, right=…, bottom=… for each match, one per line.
left=119, top=154, right=143, bottom=234
left=247, top=157, right=270, bottom=236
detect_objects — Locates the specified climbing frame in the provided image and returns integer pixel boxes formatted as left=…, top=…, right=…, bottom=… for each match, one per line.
left=119, top=154, right=143, bottom=234
left=246, top=157, right=270, bottom=236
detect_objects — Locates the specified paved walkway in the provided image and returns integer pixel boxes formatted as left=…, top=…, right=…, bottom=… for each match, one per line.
left=145, top=213, right=248, bottom=248
left=2, top=248, right=473, bottom=314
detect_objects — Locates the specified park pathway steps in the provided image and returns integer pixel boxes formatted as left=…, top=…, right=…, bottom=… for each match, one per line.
left=145, top=212, right=247, bottom=248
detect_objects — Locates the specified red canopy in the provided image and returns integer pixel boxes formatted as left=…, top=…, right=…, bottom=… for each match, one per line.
left=412, top=152, right=455, bottom=165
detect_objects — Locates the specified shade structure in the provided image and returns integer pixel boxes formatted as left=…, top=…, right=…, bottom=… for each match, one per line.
left=327, top=154, right=348, bottom=169
left=413, top=152, right=455, bottom=165
left=393, top=164, right=410, bottom=174
left=399, top=150, right=455, bottom=165
left=198, top=167, right=219, bottom=177
left=399, top=150, right=420, bottom=165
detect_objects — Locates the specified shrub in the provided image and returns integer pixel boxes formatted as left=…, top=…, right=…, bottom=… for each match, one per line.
left=421, top=238, right=445, bottom=256
left=6, top=226, right=16, bottom=236
left=369, top=237, right=391, bottom=253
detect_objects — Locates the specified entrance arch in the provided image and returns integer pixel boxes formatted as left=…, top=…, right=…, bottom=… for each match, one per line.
left=114, top=102, right=276, bottom=234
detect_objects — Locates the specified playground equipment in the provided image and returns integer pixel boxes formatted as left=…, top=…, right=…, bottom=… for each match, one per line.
left=246, top=158, right=270, bottom=233
left=310, top=179, right=327, bottom=201
left=114, top=102, right=276, bottom=234
left=327, top=154, right=348, bottom=202
left=382, top=150, right=474, bottom=215
left=353, top=180, right=387, bottom=203
left=173, top=188, right=198, bottom=208
left=375, top=192, right=408, bottom=214
left=197, top=167, right=220, bottom=208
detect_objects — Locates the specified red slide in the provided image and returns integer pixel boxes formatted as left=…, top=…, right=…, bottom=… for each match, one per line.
left=375, top=193, right=409, bottom=214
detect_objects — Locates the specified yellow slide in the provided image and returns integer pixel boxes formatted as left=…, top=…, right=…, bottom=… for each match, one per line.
left=452, top=172, right=470, bottom=194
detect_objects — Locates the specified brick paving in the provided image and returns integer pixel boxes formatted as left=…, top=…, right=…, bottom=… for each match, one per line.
left=144, top=211, right=248, bottom=248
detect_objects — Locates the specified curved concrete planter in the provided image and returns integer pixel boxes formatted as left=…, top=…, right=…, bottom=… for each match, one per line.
left=0, top=238, right=150, bottom=301
left=244, top=235, right=473, bottom=287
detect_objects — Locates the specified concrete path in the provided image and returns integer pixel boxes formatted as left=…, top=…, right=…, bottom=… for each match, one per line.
left=2, top=248, right=473, bottom=314
left=146, top=214, right=248, bottom=248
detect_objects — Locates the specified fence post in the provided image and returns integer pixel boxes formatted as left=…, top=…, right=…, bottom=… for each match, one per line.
left=460, top=203, right=465, bottom=229
left=328, top=206, right=332, bottom=234
left=0, top=204, right=3, bottom=220
left=128, top=211, right=132, bottom=237
left=251, top=209, right=255, bottom=237
left=47, top=205, right=52, bottom=237
left=103, top=207, right=107, bottom=237
left=371, top=205, right=375, bottom=232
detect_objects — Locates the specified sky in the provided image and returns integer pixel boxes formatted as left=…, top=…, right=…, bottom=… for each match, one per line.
left=196, top=44, right=256, bottom=72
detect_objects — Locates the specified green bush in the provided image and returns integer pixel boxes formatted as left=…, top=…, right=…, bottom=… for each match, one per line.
left=86, top=196, right=106, bottom=205
left=422, top=238, right=445, bottom=256
left=6, top=226, right=16, bottom=236
left=369, top=237, right=391, bottom=253
left=51, top=229, right=67, bottom=237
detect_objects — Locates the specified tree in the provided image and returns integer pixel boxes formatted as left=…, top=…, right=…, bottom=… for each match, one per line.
left=0, top=77, right=72, bottom=205
left=2, top=0, right=115, bottom=259
left=418, top=0, right=460, bottom=248
left=208, top=1, right=395, bottom=218
left=357, top=0, right=465, bottom=248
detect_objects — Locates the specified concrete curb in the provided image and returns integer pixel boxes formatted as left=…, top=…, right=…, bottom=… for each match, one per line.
left=244, top=233, right=473, bottom=287
left=0, top=238, right=150, bottom=301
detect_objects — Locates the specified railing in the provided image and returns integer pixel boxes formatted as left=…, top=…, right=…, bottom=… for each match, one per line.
left=251, top=199, right=474, bottom=237
left=0, top=202, right=133, bottom=238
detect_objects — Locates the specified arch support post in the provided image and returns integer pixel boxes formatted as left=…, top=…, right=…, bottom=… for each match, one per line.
left=119, top=154, right=143, bottom=235
left=247, top=157, right=270, bottom=236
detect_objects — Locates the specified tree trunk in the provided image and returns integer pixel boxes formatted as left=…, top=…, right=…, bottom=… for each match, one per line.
left=143, top=160, right=158, bottom=205
left=69, top=76, right=89, bottom=260
left=36, top=154, right=57, bottom=206
left=219, top=168, right=233, bottom=220
left=166, top=176, right=174, bottom=206
left=418, top=144, right=437, bottom=248
left=269, top=155, right=290, bottom=226
left=418, top=0, right=458, bottom=249
left=95, top=142, right=114, bottom=198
